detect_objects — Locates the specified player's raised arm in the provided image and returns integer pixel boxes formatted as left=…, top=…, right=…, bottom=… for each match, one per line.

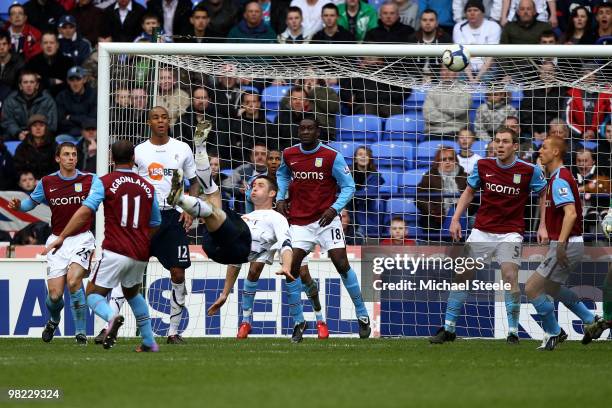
left=276, top=154, right=291, bottom=216
left=9, top=178, right=47, bottom=212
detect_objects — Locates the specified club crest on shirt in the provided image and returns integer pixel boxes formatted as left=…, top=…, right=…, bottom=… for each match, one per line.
left=513, top=174, right=521, bottom=184
left=558, top=187, right=568, bottom=197
left=74, top=183, right=83, bottom=192
left=315, top=158, right=323, bottom=167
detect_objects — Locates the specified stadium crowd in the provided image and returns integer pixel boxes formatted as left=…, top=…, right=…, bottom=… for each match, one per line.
left=0, top=0, right=611, bottom=245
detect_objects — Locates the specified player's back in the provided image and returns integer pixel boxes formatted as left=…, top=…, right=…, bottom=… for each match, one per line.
left=101, top=170, right=157, bottom=261
left=471, top=157, right=546, bottom=234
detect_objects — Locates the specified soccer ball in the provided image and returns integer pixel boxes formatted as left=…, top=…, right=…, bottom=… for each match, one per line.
left=442, top=44, right=471, bottom=72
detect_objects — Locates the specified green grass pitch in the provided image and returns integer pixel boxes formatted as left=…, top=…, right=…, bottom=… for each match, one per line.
left=1, top=337, right=610, bottom=408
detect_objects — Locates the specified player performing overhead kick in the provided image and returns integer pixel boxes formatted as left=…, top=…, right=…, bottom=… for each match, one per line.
left=9, top=142, right=101, bottom=344
left=525, top=136, right=607, bottom=350
left=430, top=127, right=547, bottom=345
left=276, top=117, right=371, bottom=341
left=45, top=140, right=162, bottom=352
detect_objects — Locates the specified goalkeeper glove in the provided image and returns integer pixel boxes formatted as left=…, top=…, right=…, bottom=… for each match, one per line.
left=602, top=210, right=612, bottom=239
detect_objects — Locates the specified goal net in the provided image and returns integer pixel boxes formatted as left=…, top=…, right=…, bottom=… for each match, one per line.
left=97, top=43, right=612, bottom=340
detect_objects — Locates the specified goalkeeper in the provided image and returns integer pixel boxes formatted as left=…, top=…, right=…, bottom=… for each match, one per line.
left=600, top=206, right=612, bottom=328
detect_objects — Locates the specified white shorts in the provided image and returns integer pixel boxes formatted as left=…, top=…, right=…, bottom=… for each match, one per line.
left=290, top=216, right=345, bottom=253
left=536, top=237, right=584, bottom=284
left=91, top=249, right=148, bottom=289
left=466, top=228, right=523, bottom=266
left=46, top=231, right=95, bottom=279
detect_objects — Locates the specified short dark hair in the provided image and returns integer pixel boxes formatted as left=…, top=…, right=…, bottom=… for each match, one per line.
left=142, top=12, right=160, bottom=24
left=0, top=30, right=10, bottom=44
left=19, top=70, right=40, bottom=84
left=111, top=139, right=135, bottom=165
left=192, top=3, right=210, bottom=16
left=240, top=90, right=260, bottom=104
left=421, top=8, right=438, bottom=18
left=322, top=2, right=339, bottom=15
left=390, top=216, right=406, bottom=225
left=55, top=142, right=77, bottom=156
left=8, top=3, right=24, bottom=14
left=539, top=29, right=557, bottom=41
left=253, top=175, right=278, bottom=193
left=300, top=115, right=319, bottom=127
left=495, top=126, right=519, bottom=144
left=287, top=6, right=302, bottom=16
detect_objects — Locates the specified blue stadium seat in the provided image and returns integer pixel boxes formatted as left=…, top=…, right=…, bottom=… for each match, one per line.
left=337, top=114, right=382, bottom=142
left=415, top=140, right=460, bottom=167
left=330, top=84, right=340, bottom=94
left=55, top=134, right=80, bottom=144
left=471, top=140, right=488, bottom=157
left=221, top=169, right=234, bottom=177
left=403, top=90, right=427, bottom=111
left=261, top=85, right=291, bottom=111
left=265, top=111, right=278, bottom=123
left=328, top=141, right=362, bottom=161
left=387, top=198, right=419, bottom=223
left=378, top=170, right=399, bottom=194
left=579, top=140, right=598, bottom=150
left=511, top=89, right=523, bottom=108
left=399, top=168, right=428, bottom=192
left=369, top=0, right=385, bottom=10
left=4, top=141, right=20, bottom=156
left=371, top=141, right=414, bottom=170
left=471, top=91, right=486, bottom=109
left=384, top=113, right=425, bottom=142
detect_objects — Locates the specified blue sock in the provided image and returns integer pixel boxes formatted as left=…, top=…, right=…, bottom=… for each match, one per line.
left=242, top=279, right=258, bottom=324
left=504, top=291, right=521, bottom=335
left=70, top=288, right=87, bottom=335
left=45, top=295, right=64, bottom=323
left=302, top=281, right=323, bottom=322
left=87, top=293, right=114, bottom=322
left=340, top=268, right=368, bottom=319
left=557, top=287, right=594, bottom=324
left=128, top=294, right=155, bottom=347
left=444, top=290, right=468, bottom=333
left=286, top=278, right=304, bottom=325
left=531, top=294, right=561, bottom=336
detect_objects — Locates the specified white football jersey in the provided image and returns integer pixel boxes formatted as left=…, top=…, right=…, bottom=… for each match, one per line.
left=241, top=209, right=291, bottom=261
left=134, top=138, right=197, bottom=210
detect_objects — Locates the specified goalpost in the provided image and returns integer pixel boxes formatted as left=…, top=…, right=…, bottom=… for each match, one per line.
left=96, top=43, right=612, bottom=339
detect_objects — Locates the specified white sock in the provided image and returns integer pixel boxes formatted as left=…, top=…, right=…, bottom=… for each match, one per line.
left=169, top=281, right=186, bottom=336
left=105, top=286, right=125, bottom=329
left=178, top=195, right=213, bottom=218
left=195, top=142, right=219, bottom=195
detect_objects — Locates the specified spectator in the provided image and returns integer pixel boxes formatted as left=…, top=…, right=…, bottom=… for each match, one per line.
left=474, top=90, right=517, bottom=141
left=25, top=31, right=73, bottom=96
left=339, top=57, right=406, bottom=118
left=71, top=0, right=105, bottom=46
left=17, top=170, right=38, bottom=193
left=133, top=12, right=172, bottom=43
left=394, top=0, right=419, bottom=29
left=12, top=221, right=51, bottom=245
left=222, top=143, right=268, bottom=204
left=338, top=0, right=378, bottom=42
left=76, top=117, right=96, bottom=173
left=290, top=0, right=326, bottom=37
left=418, top=0, right=454, bottom=34
left=456, top=127, right=481, bottom=174
left=485, top=139, right=495, bottom=157
left=259, top=0, right=291, bottom=35
left=422, top=64, right=472, bottom=137
left=574, top=147, right=609, bottom=233
left=341, top=208, right=365, bottom=245
left=55, top=66, right=97, bottom=136
left=519, top=60, right=565, bottom=138
left=380, top=217, right=416, bottom=245
left=109, top=86, right=145, bottom=138
left=156, top=67, right=189, bottom=125
left=13, top=114, right=58, bottom=179
left=174, top=86, right=217, bottom=146
left=278, top=6, right=312, bottom=43
left=57, top=15, right=92, bottom=66
left=561, top=5, right=596, bottom=44
left=23, top=0, right=65, bottom=33
left=597, top=121, right=612, bottom=177
left=351, top=145, right=385, bottom=237
left=0, top=139, right=17, bottom=190
left=500, top=0, right=557, bottom=28
left=1, top=71, right=58, bottom=140
left=596, top=3, right=612, bottom=42
left=175, top=4, right=222, bottom=42
left=417, top=145, right=467, bottom=231
left=566, top=65, right=612, bottom=139
left=227, top=1, right=276, bottom=43
left=146, top=0, right=193, bottom=38
left=276, top=86, right=316, bottom=148
left=201, top=0, right=238, bottom=37
left=500, top=0, right=553, bottom=44
left=453, top=0, right=504, bottom=24
left=104, top=0, right=147, bottom=42
left=82, top=31, right=111, bottom=88
left=364, top=2, right=414, bottom=43
left=453, top=0, right=500, bottom=82
left=407, top=9, right=453, bottom=79
left=311, top=2, right=356, bottom=43
left=210, top=65, right=242, bottom=119
left=296, top=76, right=340, bottom=139
left=0, top=30, right=25, bottom=89
left=4, top=3, right=42, bottom=62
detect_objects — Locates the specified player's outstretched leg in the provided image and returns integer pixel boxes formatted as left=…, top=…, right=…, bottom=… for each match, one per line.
left=122, top=286, right=158, bottom=353
left=526, top=273, right=562, bottom=351
left=95, top=285, right=125, bottom=344
left=554, top=286, right=603, bottom=344
left=300, top=265, right=328, bottom=339
left=43, top=286, right=64, bottom=343
left=87, top=289, right=124, bottom=349
left=67, top=264, right=88, bottom=345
